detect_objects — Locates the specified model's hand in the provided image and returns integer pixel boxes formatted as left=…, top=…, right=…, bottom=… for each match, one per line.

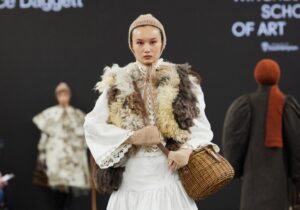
left=168, top=149, right=193, bottom=171
left=126, top=125, right=161, bottom=146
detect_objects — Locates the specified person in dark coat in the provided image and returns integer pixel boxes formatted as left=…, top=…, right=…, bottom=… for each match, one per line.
left=222, top=59, right=300, bottom=210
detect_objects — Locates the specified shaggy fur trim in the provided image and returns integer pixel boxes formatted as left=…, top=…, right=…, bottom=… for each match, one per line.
left=108, top=96, right=145, bottom=131
left=173, top=64, right=200, bottom=131
left=106, top=81, right=147, bottom=157
left=108, top=95, right=144, bottom=157
left=155, top=64, right=190, bottom=143
left=189, top=69, right=202, bottom=85
left=95, top=64, right=135, bottom=98
left=94, top=64, right=119, bottom=92
left=93, top=165, right=125, bottom=193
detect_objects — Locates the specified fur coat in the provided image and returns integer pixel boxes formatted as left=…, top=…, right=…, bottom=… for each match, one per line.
left=32, top=105, right=91, bottom=189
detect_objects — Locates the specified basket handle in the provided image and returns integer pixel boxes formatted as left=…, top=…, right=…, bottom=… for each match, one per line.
left=204, top=146, right=221, bottom=162
left=157, top=143, right=221, bottom=163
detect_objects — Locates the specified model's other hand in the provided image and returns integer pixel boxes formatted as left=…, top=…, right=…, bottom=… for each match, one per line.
left=126, top=125, right=161, bottom=146
left=168, top=149, right=193, bottom=171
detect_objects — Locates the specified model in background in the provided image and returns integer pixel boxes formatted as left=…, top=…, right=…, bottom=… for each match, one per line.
left=32, top=82, right=90, bottom=210
left=222, top=59, right=300, bottom=210
left=84, top=14, right=219, bottom=210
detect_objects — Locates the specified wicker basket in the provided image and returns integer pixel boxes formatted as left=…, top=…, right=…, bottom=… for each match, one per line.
left=178, top=145, right=235, bottom=201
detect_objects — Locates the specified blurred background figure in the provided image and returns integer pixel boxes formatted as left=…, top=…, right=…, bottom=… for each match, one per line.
left=32, top=82, right=91, bottom=210
left=222, top=59, right=300, bottom=210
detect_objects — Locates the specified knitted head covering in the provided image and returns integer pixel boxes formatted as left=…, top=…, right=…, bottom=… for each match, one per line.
left=128, top=14, right=166, bottom=54
left=55, top=82, right=71, bottom=95
left=254, top=59, right=285, bottom=148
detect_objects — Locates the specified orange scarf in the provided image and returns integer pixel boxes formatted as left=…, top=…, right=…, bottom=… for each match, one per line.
left=254, top=59, right=285, bottom=148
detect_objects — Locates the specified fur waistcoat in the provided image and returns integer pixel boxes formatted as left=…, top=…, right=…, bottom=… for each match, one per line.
left=95, top=60, right=201, bottom=151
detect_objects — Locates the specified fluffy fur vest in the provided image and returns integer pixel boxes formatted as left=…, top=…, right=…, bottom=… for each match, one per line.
left=95, top=60, right=201, bottom=151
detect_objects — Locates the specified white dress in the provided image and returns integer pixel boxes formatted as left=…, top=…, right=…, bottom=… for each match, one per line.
left=84, top=60, right=219, bottom=210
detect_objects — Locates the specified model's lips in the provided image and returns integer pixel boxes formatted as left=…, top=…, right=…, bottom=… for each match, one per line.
left=143, top=55, right=152, bottom=59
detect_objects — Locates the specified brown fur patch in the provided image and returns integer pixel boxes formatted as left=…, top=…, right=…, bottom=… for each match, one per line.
left=126, top=82, right=148, bottom=156
left=173, top=64, right=200, bottom=131
left=165, top=138, right=181, bottom=151
left=128, top=82, right=148, bottom=121
left=107, top=86, right=119, bottom=105
left=93, top=165, right=125, bottom=193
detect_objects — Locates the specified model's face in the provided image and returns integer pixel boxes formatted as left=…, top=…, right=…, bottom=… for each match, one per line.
left=56, top=91, right=70, bottom=107
left=131, top=26, right=162, bottom=66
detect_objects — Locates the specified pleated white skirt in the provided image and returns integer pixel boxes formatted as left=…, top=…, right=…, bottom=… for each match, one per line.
left=107, top=150, right=198, bottom=210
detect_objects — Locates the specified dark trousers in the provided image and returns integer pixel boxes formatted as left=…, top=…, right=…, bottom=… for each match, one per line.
left=53, top=190, right=72, bottom=210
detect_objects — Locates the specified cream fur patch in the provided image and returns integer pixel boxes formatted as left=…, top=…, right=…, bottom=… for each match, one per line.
left=155, top=65, right=191, bottom=143
left=95, top=63, right=135, bottom=98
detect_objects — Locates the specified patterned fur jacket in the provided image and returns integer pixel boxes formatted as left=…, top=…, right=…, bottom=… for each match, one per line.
left=95, top=59, right=203, bottom=154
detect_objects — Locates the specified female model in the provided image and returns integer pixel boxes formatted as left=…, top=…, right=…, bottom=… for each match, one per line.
left=84, top=14, right=219, bottom=210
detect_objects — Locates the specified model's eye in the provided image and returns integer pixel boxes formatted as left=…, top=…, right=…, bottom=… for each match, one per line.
left=137, top=41, right=144, bottom=45
left=150, top=40, right=157, bottom=45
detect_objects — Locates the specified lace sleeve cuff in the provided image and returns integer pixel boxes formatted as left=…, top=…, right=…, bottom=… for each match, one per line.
left=97, top=131, right=134, bottom=169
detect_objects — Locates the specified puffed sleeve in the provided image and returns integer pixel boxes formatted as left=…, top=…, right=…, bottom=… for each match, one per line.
left=222, top=95, right=251, bottom=178
left=84, top=87, right=134, bottom=169
left=180, top=84, right=219, bottom=152
left=33, top=112, right=47, bottom=132
left=283, top=96, right=300, bottom=187
left=32, top=107, right=55, bottom=135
